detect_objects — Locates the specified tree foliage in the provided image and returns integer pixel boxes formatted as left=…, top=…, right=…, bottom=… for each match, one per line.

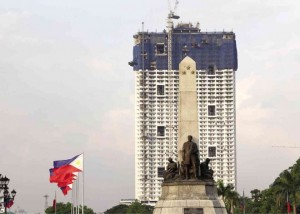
left=104, top=201, right=153, bottom=214
left=217, top=180, right=240, bottom=214
left=126, top=200, right=153, bottom=214
left=216, top=157, right=300, bottom=213
left=104, top=204, right=129, bottom=213
left=45, top=202, right=95, bottom=214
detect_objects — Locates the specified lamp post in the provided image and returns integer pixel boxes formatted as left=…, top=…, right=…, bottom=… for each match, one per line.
left=0, top=175, right=16, bottom=214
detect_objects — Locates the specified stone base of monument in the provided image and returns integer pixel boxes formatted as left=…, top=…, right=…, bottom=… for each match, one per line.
left=153, top=180, right=227, bottom=214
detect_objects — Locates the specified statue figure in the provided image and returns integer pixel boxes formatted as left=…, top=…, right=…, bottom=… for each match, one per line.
left=200, top=158, right=214, bottom=179
left=182, top=135, right=200, bottom=179
left=163, top=157, right=178, bottom=181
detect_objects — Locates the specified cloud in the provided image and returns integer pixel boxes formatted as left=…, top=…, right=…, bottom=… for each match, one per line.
left=236, top=73, right=260, bottom=108
left=86, top=108, right=135, bottom=160
left=88, top=58, right=114, bottom=73
left=0, top=8, right=135, bottom=212
left=0, top=11, right=30, bottom=31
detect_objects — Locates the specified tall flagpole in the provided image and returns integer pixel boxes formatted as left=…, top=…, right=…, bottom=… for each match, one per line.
left=243, top=190, right=245, bottom=214
left=71, top=186, right=74, bottom=214
left=82, top=152, right=84, bottom=214
left=54, top=191, right=57, bottom=214
left=77, top=176, right=79, bottom=214
left=74, top=179, right=77, bottom=214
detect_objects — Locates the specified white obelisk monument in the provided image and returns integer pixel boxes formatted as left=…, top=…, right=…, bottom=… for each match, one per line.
left=178, top=56, right=199, bottom=162
left=154, top=56, right=227, bottom=214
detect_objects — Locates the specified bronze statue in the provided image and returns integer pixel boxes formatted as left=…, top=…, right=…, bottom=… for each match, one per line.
left=182, top=135, right=200, bottom=179
left=163, top=157, right=178, bottom=181
left=200, top=158, right=214, bottom=179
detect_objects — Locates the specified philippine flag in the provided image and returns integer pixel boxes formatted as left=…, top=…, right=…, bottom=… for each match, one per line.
left=54, top=154, right=83, bottom=171
left=61, top=184, right=72, bottom=195
left=49, top=154, right=83, bottom=192
left=49, top=170, right=77, bottom=183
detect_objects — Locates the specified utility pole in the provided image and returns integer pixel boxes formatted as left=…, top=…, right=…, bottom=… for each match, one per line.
left=43, top=195, right=49, bottom=212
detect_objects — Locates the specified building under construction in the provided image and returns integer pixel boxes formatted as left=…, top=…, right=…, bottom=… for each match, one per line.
left=130, top=16, right=238, bottom=205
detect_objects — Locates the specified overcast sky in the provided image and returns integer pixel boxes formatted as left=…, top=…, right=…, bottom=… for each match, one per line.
left=0, top=0, right=300, bottom=213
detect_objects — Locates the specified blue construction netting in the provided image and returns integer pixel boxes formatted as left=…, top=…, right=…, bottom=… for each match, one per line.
left=131, top=29, right=238, bottom=71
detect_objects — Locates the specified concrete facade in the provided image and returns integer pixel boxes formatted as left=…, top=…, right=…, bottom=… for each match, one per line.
left=134, top=68, right=236, bottom=204
left=133, top=24, right=237, bottom=205
left=153, top=181, right=227, bottom=214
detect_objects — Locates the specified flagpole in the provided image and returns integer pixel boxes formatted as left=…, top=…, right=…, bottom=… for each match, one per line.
left=75, top=179, right=77, bottom=214
left=73, top=185, right=76, bottom=214
left=82, top=152, right=84, bottom=214
left=54, top=191, right=57, bottom=214
left=71, top=187, right=73, bottom=214
left=77, top=176, right=79, bottom=214
left=243, top=189, right=245, bottom=214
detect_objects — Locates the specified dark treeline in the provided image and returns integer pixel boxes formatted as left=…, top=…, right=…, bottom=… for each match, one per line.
left=218, top=157, right=300, bottom=214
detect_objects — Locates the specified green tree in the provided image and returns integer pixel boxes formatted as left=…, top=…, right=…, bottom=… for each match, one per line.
left=273, top=169, right=300, bottom=214
left=226, top=189, right=240, bottom=214
left=217, top=157, right=300, bottom=213
left=259, top=188, right=278, bottom=213
left=250, top=189, right=261, bottom=202
left=126, top=200, right=153, bottom=214
left=45, top=202, right=95, bottom=214
left=217, top=180, right=230, bottom=201
left=104, top=204, right=129, bottom=213
left=248, top=189, right=262, bottom=213
left=217, top=180, right=239, bottom=213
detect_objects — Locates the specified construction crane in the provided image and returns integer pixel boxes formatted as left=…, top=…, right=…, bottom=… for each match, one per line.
left=272, top=146, right=300, bottom=148
left=167, top=0, right=179, bottom=72
left=167, top=0, right=180, bottom=21
left=167, top=0, right=179, bottom=158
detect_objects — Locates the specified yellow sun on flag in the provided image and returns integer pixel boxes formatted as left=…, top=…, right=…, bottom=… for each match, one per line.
left=75, top=160, right=81, bottom=166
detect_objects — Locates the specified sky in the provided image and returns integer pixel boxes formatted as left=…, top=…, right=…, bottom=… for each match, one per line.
left=0, top=0, right=300, bottom=213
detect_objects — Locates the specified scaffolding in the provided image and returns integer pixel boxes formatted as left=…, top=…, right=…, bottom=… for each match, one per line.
left=132, top=19, right=238, bottom=205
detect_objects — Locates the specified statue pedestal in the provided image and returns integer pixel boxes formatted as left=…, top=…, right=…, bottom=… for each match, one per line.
left=153, top=180, right=227, bottom=214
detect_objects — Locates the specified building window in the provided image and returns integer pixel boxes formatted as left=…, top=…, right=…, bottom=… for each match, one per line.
left=157, top=167, right=165, bottom=178
left=157, top=126, right=165, bottom=137
left=208, top=105, right=216, bottom=116
left=157, top=85, right=165, bottom=95
left=156, top=44, right=165, bottom=55
left=207, top=65, right=215, bottom=75
left=140, top=104, right=147, bottom=110
left=208, top=147, right=216, bottom=157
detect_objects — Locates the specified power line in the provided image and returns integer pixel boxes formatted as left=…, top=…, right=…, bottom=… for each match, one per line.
left=272, top=146, right=300, bottom=148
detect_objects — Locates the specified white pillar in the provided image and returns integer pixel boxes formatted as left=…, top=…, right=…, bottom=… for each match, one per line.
left=178, top=56, right=199, bottom=162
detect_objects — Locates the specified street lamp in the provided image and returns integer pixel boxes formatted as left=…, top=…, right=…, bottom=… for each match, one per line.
left=0, top=174, right=2, bottom=193
left=11, top=190, right=16, bottom=199
left=0, top=176, right=9, bottom=191
left=3, top=189, right=8, bottom=198
left=3, top=189, right=17, bottom=214
left=3, top=177, right=9, bottom=186
left=0, top=175, right=16, bottom=214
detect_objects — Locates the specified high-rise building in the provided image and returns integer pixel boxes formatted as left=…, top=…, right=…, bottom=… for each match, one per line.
left=130, top=21, right=238, bottom=205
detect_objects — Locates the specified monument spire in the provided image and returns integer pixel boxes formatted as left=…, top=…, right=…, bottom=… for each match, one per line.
left=178, top=56, right=199, bottom=162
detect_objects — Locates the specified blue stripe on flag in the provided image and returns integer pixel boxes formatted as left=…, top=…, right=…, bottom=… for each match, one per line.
left=53, top=154, right=79, bottom=168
